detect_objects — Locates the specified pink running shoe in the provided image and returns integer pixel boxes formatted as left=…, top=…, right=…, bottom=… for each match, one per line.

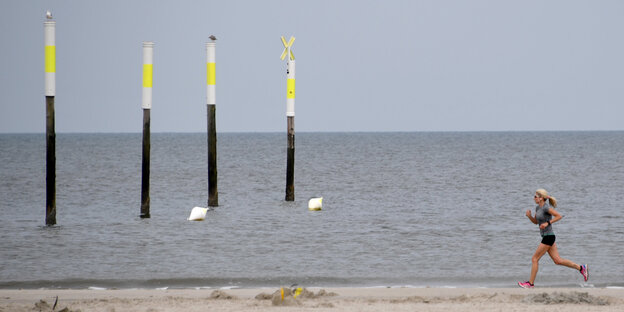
left=580, top=264, right=588, bottom=282
left=518, top=281, right=534, bottom=289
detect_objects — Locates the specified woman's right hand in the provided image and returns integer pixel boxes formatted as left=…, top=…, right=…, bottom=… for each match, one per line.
left=526, top=210, right=532, bottom=218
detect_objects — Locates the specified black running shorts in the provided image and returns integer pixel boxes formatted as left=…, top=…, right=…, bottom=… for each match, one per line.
left=541, top=235, right=556, bottom=246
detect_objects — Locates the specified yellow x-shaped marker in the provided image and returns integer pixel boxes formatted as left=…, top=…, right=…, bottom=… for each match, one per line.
left=280, top=36, right=295, bottom=61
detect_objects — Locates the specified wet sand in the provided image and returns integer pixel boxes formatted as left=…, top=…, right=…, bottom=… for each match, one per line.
left=1, top=287, right=622, bottom=311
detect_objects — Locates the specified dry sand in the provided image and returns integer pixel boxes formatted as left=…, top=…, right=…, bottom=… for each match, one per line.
left=1, top=287, right=623, bottom=312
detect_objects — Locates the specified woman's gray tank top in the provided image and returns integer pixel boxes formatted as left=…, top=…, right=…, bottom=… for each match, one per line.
left=536, top=203, right=554, bottom=237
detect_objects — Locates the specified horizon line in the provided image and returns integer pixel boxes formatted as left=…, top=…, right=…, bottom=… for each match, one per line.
left=2, top=129, right=623, bottom=135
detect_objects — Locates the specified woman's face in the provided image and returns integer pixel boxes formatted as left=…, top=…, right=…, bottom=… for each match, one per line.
left=534, top=193, right=542, bottom=204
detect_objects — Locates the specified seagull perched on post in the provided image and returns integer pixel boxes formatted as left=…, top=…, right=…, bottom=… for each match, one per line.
left=46, top=10, right=53, bottom=19
left=209, top=35, right=217, bottom=41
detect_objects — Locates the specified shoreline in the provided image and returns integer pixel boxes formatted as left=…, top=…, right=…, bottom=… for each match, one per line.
left=2, top=287, right=623, bottom=312
left=3, top=277, right=622, bottom=290
left=3, top=284, right=623, bottom=291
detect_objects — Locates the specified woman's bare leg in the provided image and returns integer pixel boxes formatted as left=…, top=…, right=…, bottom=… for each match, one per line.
left=548, top=243, right=581, bottom=270
left=530, top=243, right=551, bottom=285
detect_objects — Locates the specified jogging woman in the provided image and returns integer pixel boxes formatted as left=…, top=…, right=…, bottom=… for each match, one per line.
left=518, top=189, right=588, bottom=288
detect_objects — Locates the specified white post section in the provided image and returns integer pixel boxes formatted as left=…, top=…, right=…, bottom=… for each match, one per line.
left=286, top=58, right=295, bottom=117
left=142, top=42, right=154, bottom=109
left=44, top=20, right=56, bottom=96
left=281, top=36, right=295, bottom=117
left=206, top=42, right=216, bottom=105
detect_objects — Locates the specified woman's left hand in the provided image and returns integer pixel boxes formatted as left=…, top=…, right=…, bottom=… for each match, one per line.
left=539, top=222, right=548, bottom=230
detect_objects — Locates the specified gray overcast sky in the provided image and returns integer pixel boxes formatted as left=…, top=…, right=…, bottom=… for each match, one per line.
left=1, top=0, right=622, bottom=133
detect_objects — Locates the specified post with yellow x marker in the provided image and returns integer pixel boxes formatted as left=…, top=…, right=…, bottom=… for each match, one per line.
left=281, top=36, right=296, bottom=201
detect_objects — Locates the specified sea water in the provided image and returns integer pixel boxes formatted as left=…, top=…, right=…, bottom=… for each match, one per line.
left=1, top=132, right=623, bottom=289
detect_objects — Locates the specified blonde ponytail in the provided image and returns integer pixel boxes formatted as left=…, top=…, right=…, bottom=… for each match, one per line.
left=548, top=196, right=557, bottom=208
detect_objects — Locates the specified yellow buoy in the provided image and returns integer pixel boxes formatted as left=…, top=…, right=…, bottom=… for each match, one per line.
left=308, top=197, right=322, bottom=211
left=293, top=287, right=303, bottom=298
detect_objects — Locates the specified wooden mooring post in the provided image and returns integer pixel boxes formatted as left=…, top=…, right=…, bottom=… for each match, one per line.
left=206, top=39, right=218, bottom=207
left=280, top=36, right=296, bottom=201
left=44, top=13, right=56, bottom=225
left=140, top=41, right=154, bottom=218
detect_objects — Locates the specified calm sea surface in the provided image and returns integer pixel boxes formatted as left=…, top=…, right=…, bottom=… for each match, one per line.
left=1, top=132, right=623, bottom=289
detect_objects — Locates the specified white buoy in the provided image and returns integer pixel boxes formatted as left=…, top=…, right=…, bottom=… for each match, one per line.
left=188, top=207, right=209, bottom=221
left=308, top=197, right=322, bottom=211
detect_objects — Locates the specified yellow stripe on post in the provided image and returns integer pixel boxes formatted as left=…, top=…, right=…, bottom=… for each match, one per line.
left=287, top=78, right=295, bottom=99
left=143, top=64, right=153, bottom=88
left=207, top=63, right=216, bottom=85
left=45, top=46, right=56, bottom=73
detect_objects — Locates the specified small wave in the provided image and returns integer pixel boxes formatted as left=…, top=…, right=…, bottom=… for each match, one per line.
left=87, top=287, right=107, bottom=290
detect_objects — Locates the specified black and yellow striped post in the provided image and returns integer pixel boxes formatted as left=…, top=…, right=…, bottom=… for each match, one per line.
left=280, top=36, right=295, bottom=201
left=206, top=39, right=218, bottom=207
left=44, top=13, right=56, bottom=225
left=140, top=41, right=154, bottom=218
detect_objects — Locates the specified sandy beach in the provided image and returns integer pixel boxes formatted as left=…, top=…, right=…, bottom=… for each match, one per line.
left=2, top=287, right=622, bottom=312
